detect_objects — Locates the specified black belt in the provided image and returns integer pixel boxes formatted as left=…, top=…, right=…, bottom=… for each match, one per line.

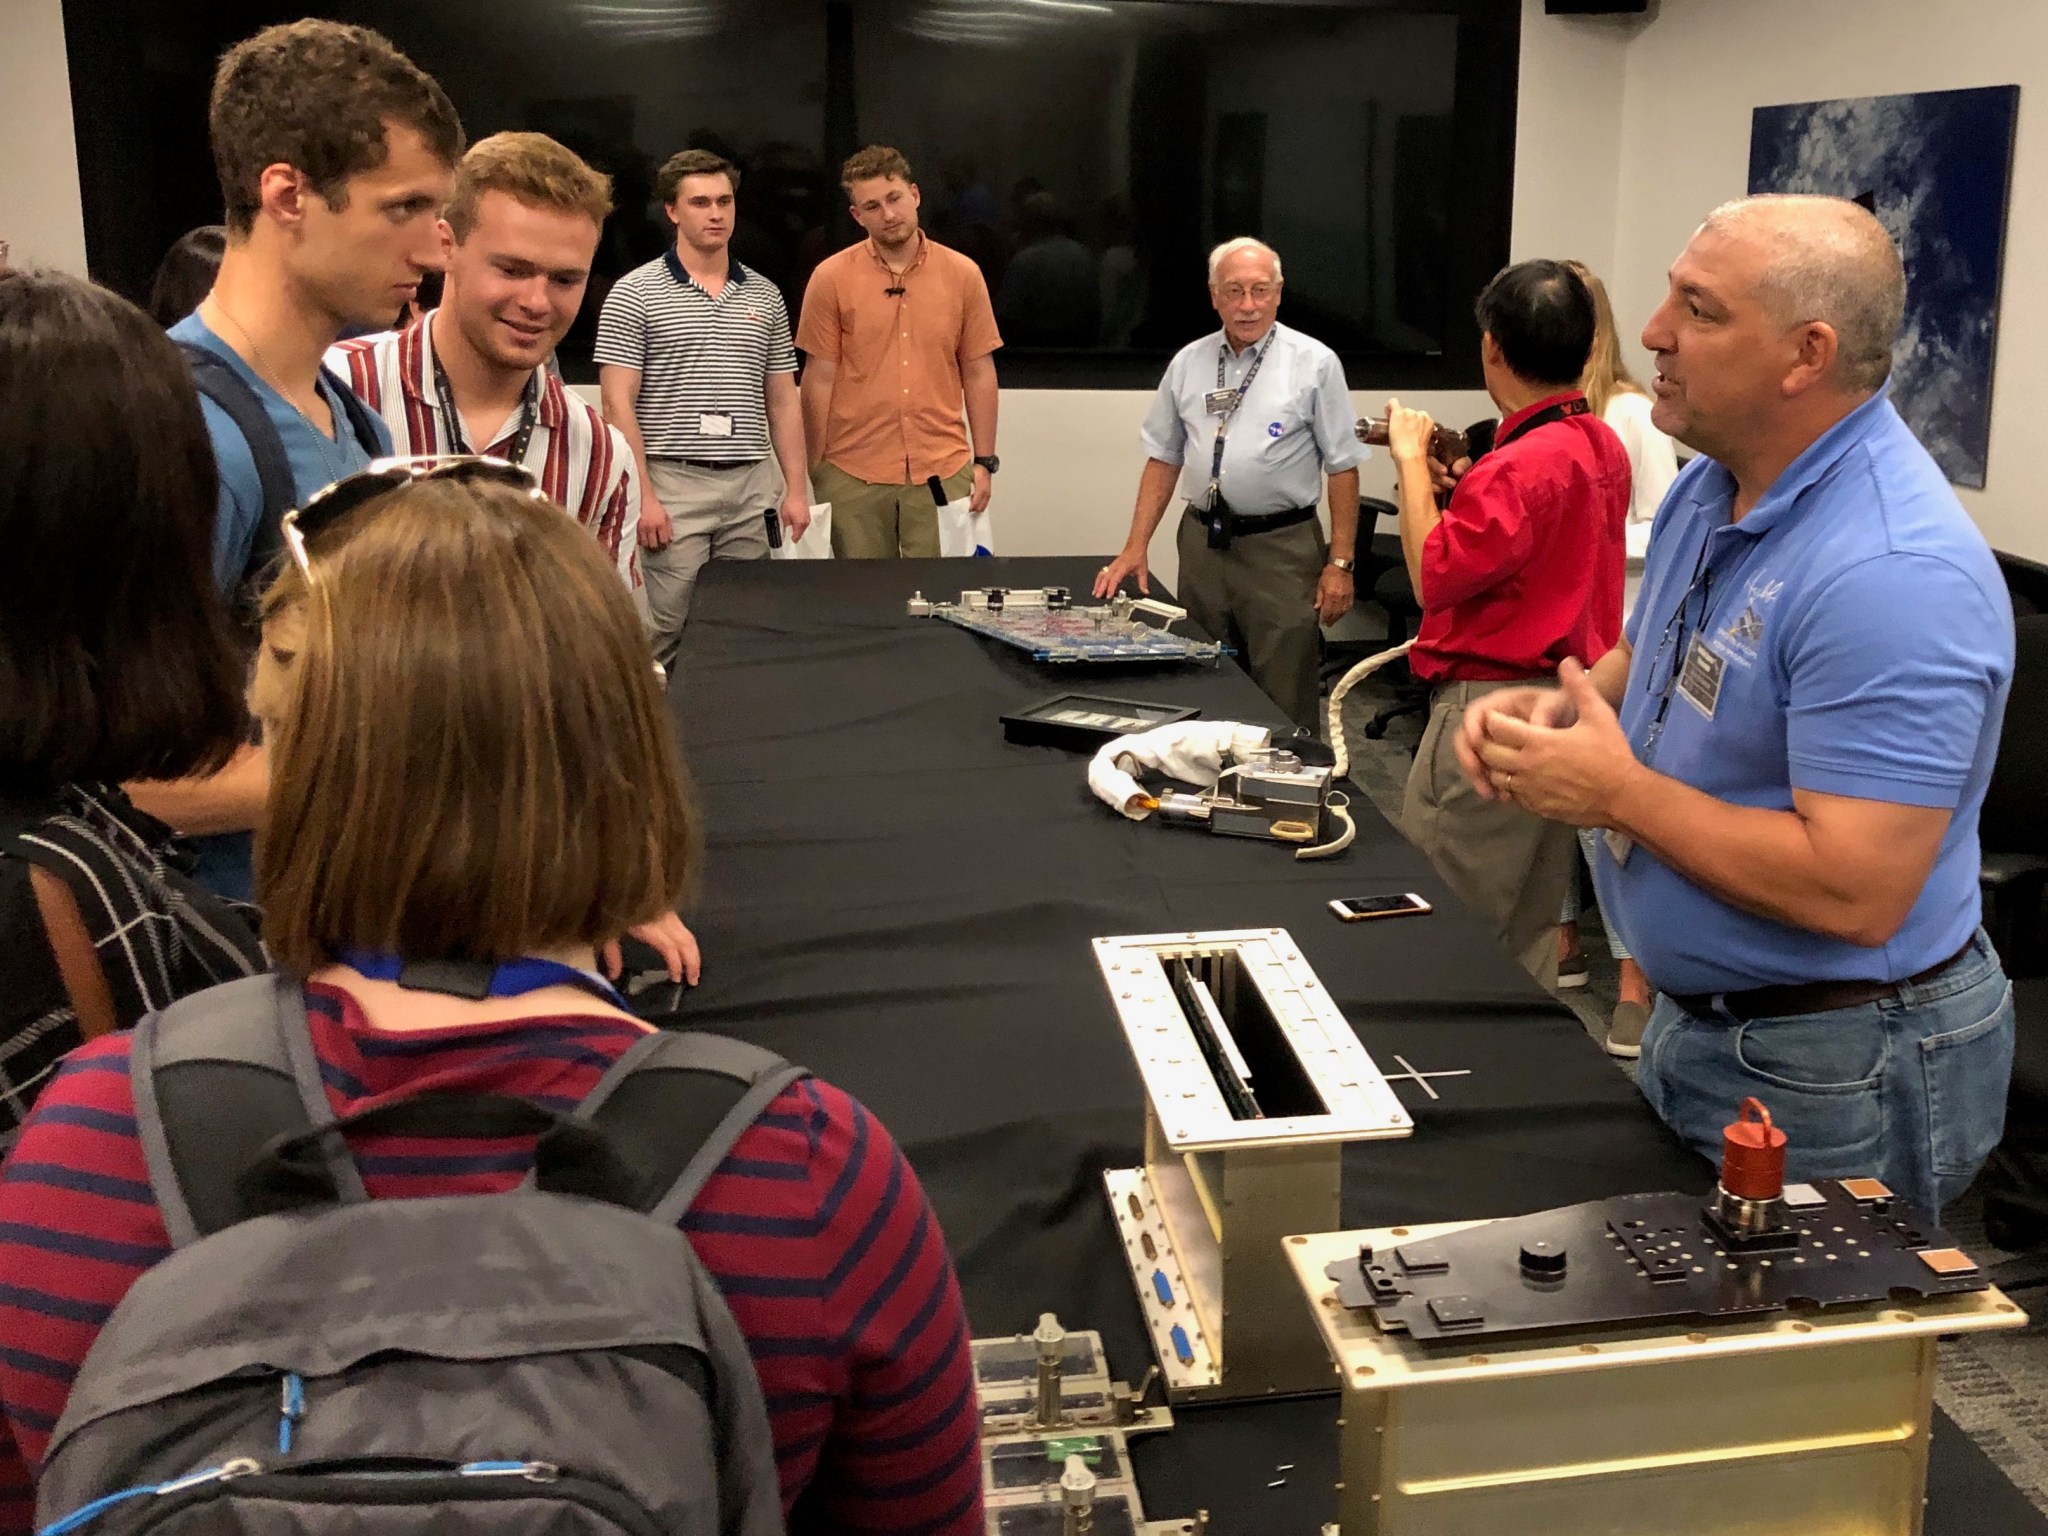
left=1428, top=676, right=1549, bottom=703
left=1670, top=940, right=1973, bottom=1023
left=1185, top=504, right=1317, bottom=549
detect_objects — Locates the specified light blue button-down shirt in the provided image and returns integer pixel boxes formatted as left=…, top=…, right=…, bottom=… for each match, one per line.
left=1139, top=321, right=1366, bottom=515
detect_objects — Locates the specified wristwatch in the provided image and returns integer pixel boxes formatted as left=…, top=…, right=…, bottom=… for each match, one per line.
left=1328, top=555, right=1356, bottom=573
left=973, top=454, right=1001, bottom=474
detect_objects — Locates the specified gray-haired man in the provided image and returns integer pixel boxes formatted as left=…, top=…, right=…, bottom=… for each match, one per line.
left=1094, top=238, right=1363, bottom=728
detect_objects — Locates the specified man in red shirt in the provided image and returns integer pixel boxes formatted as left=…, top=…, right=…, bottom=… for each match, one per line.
left=1383, top=260, right=1628, bottom=988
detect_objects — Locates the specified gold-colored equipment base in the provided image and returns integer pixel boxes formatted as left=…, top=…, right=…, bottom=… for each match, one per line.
left=1285, top=1222, right=2028, bottom=1536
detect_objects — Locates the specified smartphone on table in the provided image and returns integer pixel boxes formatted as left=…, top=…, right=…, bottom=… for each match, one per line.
left=1328, top=893, right=1433, bottom=922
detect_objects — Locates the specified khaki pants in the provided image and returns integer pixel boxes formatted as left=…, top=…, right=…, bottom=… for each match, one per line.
left=643, top=457, right=784, bottom=667
left=1401, top=679, right=1578, bottom=989
left=814, top=460, right=971, bottom=559
left=1175, top=511, right=1326, bottom=730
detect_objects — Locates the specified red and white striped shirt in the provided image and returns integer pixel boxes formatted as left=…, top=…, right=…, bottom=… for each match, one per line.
left=329, top=313, right=640, bottom=588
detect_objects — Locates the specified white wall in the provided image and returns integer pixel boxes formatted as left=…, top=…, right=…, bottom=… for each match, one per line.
left=1602, top=0, right=2047, bottom=561
left=1508, top=0, right=1636, bottom=279
left=0, top=0, right=88, bottom=274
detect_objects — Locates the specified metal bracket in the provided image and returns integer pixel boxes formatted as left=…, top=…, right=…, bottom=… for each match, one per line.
left=1095, top=929, right=1412, bottom=1402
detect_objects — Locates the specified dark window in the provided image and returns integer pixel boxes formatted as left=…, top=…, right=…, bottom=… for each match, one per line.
left=63, top=0, right=1518, bottom=387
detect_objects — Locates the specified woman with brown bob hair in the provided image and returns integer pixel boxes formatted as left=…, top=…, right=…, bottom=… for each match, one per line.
left=0, top=469, right=986, bottom=1532
left=252, top=471, right=699, bottom=978
left=0, top=271, right=264, bottom=1133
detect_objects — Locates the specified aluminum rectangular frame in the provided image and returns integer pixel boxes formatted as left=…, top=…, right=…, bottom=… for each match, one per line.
left=1095, top=928, right=1413, bottom=1403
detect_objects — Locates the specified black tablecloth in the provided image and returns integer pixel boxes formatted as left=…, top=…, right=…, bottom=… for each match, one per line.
left=673, top=556, right=2042, bottom=1535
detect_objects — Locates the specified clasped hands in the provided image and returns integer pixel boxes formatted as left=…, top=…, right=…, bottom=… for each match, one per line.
left=1454, top=658, right=1642, bottom=829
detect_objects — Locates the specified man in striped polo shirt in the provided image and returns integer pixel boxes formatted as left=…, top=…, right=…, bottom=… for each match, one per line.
left=597, top=149, right=811, bottom=666
left=330, top=132, right=639, bottom=591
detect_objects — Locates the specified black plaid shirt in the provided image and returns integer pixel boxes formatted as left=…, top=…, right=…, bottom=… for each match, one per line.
left=0, top=785, right=266, bottom=1133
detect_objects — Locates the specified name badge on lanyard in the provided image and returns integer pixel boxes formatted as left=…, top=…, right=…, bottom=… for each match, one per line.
left=1676, top=634, right=1725, bottom=720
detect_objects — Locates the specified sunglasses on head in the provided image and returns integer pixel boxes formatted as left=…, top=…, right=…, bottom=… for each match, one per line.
left=281, top=455, right=544, bottom=577
left=276, top=456, right=671, bottom=685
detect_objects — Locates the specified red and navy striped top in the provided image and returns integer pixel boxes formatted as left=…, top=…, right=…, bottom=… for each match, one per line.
left=0, top=983, right=984, bottom=1535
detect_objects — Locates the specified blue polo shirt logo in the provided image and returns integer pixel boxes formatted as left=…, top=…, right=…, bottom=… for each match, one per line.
left=1719, top=571, right=1782, bottom=663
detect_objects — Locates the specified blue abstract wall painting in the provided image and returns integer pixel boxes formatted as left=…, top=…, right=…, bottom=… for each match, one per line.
left=1748, top=85, right=2019, bottom=489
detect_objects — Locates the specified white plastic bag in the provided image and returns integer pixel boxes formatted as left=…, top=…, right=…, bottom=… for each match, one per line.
left=936, top=499, right=996, bottom=557
left=771, top=503, right=834, bottom=560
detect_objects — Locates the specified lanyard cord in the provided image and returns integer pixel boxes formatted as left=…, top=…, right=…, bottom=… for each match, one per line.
left=337, top=948, right=628, bottom=1010
left=1638, top=535, right=1717, bottom=764
left=431, top=347, right=540, bottom=466
left=1206, top=330, right=1276, bottom=492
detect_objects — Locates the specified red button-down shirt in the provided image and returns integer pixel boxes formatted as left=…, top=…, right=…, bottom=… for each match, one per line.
left=1408, top=390, right=1630, bottom=683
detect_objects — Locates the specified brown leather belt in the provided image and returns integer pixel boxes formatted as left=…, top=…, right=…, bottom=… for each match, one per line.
left=1670, top=940, right=1974, bottom=1024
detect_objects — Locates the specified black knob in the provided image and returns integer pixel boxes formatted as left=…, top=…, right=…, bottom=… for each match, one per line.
left=1519, top=1239, right=1568, bottom=1279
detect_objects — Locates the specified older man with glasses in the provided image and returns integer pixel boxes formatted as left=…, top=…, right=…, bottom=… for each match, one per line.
left=1457, top=196, right=2015, bottom=1214
left=1094, top=237, right=1365, bottom=729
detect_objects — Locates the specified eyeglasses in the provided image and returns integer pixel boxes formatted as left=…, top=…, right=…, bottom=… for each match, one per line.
left=1217, top=282, right=1279, bottom=303
left=281, top=455, right=542, bottom=576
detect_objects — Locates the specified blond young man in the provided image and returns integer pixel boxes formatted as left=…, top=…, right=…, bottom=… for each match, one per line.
left=796, top=146, right=1002, bottom=559
left=596, top=150, right=808, bottom=665
left=330, top=132, right=640, bottom=590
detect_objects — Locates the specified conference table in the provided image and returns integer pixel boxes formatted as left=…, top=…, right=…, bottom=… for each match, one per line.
left=670, top=555, right=2042, bottom=1534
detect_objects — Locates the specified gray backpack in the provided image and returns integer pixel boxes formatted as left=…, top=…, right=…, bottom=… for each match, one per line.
left=34, top=974, right=802, bottom=1536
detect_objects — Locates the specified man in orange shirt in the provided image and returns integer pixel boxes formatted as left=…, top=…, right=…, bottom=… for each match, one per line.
left=797, top=146, right=1003, bottom=558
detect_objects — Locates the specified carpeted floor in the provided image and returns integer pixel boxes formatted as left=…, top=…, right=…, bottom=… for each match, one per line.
left=1331, top=649, right=2048, bottom=1518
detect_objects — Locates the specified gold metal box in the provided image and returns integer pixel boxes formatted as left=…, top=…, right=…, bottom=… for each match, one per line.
left=1284, top=1221, right=2028, bottom=1535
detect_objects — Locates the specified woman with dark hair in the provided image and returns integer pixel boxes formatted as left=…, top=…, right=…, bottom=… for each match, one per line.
left=0, top=271, right=266, bottom=1131
left=144, top=224, right=227, bottom=328
left=0, top=467, right=983, bottom=1533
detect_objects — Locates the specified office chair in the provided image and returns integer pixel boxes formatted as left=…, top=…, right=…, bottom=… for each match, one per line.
left=1361, top=561, right=1430, bottom=742
left=1319, top=497, right=1431, bottom=746
left=1971, top=614, right=2048, bottom=1259
left=1980, top=977, right=2048, bottom=1270
left=1980, top=614, right=2048, bottom=978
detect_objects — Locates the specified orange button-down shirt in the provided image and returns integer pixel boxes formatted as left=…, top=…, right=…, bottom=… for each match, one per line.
left=795, top=233, right=1002, bottom=485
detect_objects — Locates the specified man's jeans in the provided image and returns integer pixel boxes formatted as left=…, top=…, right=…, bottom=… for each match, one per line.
left=1637, top=929, right=2014, bottom=1215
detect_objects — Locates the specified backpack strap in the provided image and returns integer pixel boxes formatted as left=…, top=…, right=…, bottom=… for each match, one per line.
left=27, top=863, right=119, bottom=1043
left=177, top=344, right=295, bottom=606
left=1, top=822, right=122, bottom=1044
left=177, top=348, right=385, bottom=629
left=131, top=973, right=369, bottom=1248
left=572, top=1031, right=808, bottom=1224
left=323, top=362, right=387, bottom=460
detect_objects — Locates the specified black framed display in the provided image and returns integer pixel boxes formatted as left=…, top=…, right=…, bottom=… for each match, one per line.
left=62, top=0, right=1519, bottom=389
left=1001, top=694, right=1200, bottom=753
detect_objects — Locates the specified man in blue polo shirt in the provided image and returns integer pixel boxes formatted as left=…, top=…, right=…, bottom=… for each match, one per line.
left=1455, top=194, right=2014, bottom=1214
